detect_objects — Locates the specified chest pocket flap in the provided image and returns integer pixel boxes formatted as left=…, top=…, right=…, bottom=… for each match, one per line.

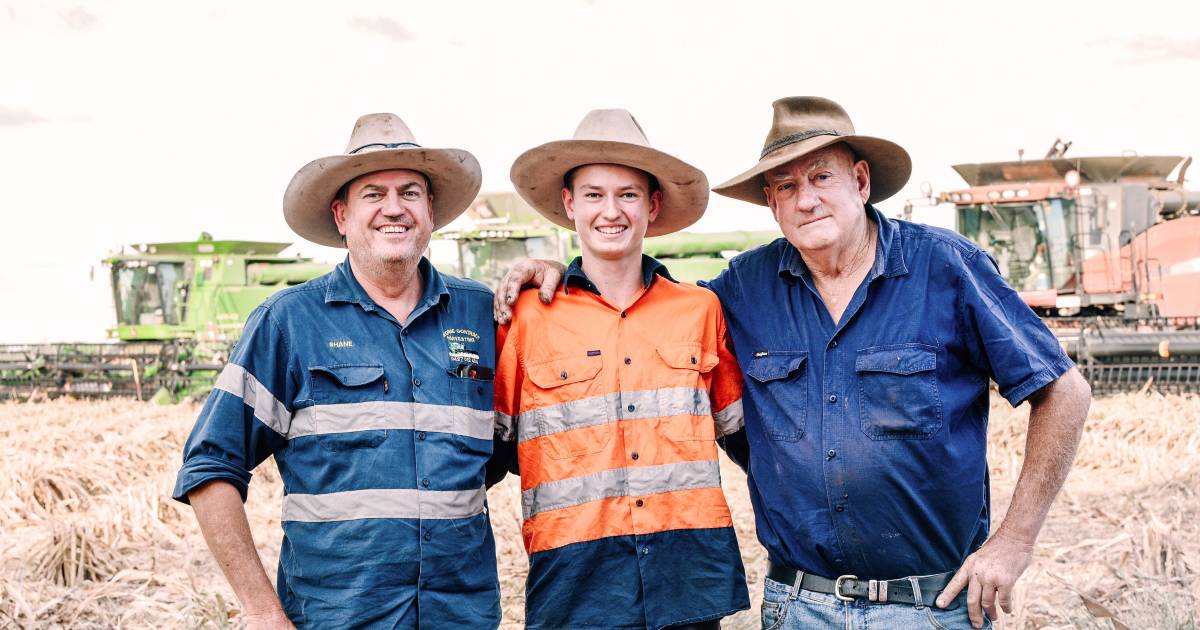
left=527, top=353, right=602, bottom=389
left=746, top=351, right=808, bottom=382
left=310, top=364, right=386, bottom=387
left=655, top=341, right=718, bottom=373
left=855, top=346, right=936, bottom=375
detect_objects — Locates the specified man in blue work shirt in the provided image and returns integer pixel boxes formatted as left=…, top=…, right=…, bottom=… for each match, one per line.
left=174, top=113, right=505, bottom=629
left=496, top=97, right=1092, bottom=630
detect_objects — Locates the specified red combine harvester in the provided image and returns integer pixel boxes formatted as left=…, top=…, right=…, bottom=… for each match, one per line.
left=939, top=143, right=1200, bottom=393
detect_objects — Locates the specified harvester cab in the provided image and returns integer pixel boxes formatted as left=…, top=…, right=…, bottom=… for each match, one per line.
left=940, top=145, right=1200, bottom=392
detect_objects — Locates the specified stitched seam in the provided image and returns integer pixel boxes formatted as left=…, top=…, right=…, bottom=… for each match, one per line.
left=761, top=129, right=841, bottom=158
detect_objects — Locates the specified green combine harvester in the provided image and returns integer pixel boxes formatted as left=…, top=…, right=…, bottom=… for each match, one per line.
left=2, top=195, right=778, bottom=401
left=0, top=235, right=332, bottom=400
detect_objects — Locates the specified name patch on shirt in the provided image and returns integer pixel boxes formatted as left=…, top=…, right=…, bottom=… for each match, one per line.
left=328, top=340, right=354, bottom=349
left=444, top=328, right=482, bottom=365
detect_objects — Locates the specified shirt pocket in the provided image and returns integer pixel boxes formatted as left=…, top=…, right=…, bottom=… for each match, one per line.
left=308, top=363, right=389, bottom=452
left=654, top=341, right=718, bottom=442
left=744, top=351, right=808, bottom=442
left=525, top=353, right=609, bottom=459
left=446, top=371, right=495, bottom=458
left=855, top=344, right=943, bottom=440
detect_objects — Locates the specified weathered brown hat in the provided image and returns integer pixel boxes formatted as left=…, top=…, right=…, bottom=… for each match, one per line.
left=283, top=113, right=482, bottom=248
left=713, top=97, right=911, bottom=206
left=509, top=109, right=708, bottom=237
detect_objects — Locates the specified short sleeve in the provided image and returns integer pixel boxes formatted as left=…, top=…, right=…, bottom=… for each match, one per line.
left=959, top=251, right=1075, bottom=406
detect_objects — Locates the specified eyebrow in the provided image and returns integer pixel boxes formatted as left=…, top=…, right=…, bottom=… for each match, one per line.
left=578, top=183, right=645, bottom=192
left=767, top=159, right=833, bottom=180
left=359, top=182, right=425, bottom=193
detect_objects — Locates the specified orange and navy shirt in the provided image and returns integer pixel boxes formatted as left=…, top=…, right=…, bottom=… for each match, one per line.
left=495, top=256, right=750, bottom=630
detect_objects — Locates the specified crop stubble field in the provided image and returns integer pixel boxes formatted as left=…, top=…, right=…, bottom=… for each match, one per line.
left=1, top=393, right=1197, bottom=629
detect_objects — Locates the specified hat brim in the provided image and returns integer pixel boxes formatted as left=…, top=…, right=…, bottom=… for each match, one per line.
left=283, top=148, right=482, bottom=248
left=712, top=135, right=911, bottom=206
left=509, top=140, right=708, bottom=237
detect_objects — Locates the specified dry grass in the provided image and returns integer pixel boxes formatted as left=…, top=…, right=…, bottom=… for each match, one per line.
left=0, top=393, right=1196, bottom=629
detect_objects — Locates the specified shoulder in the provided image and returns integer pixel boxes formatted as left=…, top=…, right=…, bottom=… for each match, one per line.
left=659, top=278, right=724, bottom=311
left=726, top=237, right=789, bottom=275
left=442, top=272, right=494, bottom=298
left=896, top=220, right=985, bottom=266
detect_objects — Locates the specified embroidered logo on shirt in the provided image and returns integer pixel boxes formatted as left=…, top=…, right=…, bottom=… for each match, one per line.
left=753, top=351, right=768, bottom=358
left=586, top=350, right=601, bottom=357
left=444, top=328, right=481, bottom=365
left=328, top=340, right=353, bottom=349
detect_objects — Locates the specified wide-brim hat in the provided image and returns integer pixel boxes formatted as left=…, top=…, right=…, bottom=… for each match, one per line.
left=713, top=97, right=911, bottom=206
left=510, top=109, right=708, bottom=237
left=283, top=113, right=482, bottom=248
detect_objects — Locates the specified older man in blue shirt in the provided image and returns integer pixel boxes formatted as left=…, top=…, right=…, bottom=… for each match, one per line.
left=496, top=97, right=1091, bottom=630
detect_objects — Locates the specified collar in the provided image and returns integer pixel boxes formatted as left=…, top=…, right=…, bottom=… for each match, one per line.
left=325, top=256, right=450, bottom=312
left=777, top=204, right=909, bottom=281
left=564, top=254, right=678, bottom=295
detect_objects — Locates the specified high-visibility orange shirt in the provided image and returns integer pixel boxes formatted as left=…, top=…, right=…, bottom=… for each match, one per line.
left=495, top=256, right=750, bottom=629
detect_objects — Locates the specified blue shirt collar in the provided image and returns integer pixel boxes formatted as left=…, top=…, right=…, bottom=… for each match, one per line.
left=777, top=204, right=909, bottom=282
left=564, top=254, right=677, bottom=295
left=325, top=256, right=450, bottom=312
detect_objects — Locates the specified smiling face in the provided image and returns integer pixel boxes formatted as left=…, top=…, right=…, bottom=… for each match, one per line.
left=562, top=163, right=662, bottom=264
left=763, top=143, right=872, bottom=255
left=331, top=169, right=434, bottom=275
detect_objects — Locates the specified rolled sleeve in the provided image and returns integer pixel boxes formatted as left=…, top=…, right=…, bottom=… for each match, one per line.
left=173, top=307, right=294, bottom=504
left=959, top=251, right=1074, bottom=405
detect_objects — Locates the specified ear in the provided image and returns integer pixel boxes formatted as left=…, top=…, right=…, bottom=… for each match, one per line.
left=647, top=189, right=663, bottom=224
left=331, top=199, right=349, bottom=236
left=561, top=187, right=575, bottom=221
left=853, top=159, right=871, bottom=204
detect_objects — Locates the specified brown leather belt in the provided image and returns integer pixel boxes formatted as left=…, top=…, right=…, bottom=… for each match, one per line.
left=766, top=562, right=958, bottom=609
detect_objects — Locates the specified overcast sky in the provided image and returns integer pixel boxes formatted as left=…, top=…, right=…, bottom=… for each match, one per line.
left=2, top=0, right=1198, bottom=342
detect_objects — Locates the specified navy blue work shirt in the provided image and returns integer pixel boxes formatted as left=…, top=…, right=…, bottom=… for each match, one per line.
left=704, top=206, right=1074, bottom=580
left=173, top=257, right=503, bottom=628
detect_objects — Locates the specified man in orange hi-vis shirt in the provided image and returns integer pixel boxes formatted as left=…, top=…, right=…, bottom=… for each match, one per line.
left=494, top=109, right=751, bottom=630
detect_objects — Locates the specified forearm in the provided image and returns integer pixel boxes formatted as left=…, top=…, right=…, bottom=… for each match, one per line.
left=995, top=368, right=1090, bottom=543
left=189, top=480, right=283, bottom=616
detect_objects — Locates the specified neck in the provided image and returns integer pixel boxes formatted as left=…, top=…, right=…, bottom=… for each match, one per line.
left=580, top=250, right=645, bottom=309
left=802, top=217, right=876, bottom=281
left=347, top=253, right=424, bottom=323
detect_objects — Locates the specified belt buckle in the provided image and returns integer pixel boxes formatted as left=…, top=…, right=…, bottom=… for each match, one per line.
left=834, top=574, right=858, bottom=602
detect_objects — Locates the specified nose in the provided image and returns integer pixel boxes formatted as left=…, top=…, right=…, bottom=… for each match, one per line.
left=794, top=182, right=820, bottom=213
left=381, top=191, right=407, bottom=216
left=599, top=195, right=623, bottom=220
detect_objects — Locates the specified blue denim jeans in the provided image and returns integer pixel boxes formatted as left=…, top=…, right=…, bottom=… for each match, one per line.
left=760, top=576, right=993, bottom=630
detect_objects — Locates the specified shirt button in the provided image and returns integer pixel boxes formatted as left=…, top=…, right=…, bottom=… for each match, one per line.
left=421, top=478, right=430, bottom=488
left=417, top=431, right=426, bottom=441
left=401, top=329, right=408, bottom=336
left=627, top=404, right=636, bottom=413
left=828, top=394, right=837, bottom=403
left=620, top=311, right=627, bottom=319
left=835, top=505, right=845, bottom=513
left=641, top=547, right=649, bottom=555
left=560, top=371, right=568, bottom=380
left=423, top=531, right=432, bottom=541
left=826, top=449, right=836, bottom=460
left=690, top=356, right=697, bottom=364
left=624, top=357, right=632, bottom=365
left=635, top=499, right=644, bottom=507
left=631, top=452, right=639, bottom=460
left=830, top=339, right=838, bottom=348
left=413, top=378, right=422, bottom=388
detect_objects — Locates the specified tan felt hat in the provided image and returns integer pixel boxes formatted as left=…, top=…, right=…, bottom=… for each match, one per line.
left=283, top=113, right=481, bottom=248
left=509, top=109, right=708, bottom=237
left=713, top=97, right=911, bottom=206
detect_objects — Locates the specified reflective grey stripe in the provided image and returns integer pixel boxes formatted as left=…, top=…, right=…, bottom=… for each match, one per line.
left=521, top=459, right=721, bottom=519
left=495, top=411, right=516, bottom=442
left=282, top=486, right=486, bottom=522
left=214, top=363, right=291, bottom=436
left=517, top=387, right=711, bottom=443
left=713, top=399, right=745, bottom=437
left=289, top=401, right=493, bottom=441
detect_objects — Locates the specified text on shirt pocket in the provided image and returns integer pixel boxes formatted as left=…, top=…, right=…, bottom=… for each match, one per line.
left=744, top=351, right=808, bottom=442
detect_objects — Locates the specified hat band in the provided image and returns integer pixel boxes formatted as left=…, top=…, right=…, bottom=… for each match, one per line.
left=760, top=129, right=841, bottom=159
left=350, top=141, right=422, bottom=154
